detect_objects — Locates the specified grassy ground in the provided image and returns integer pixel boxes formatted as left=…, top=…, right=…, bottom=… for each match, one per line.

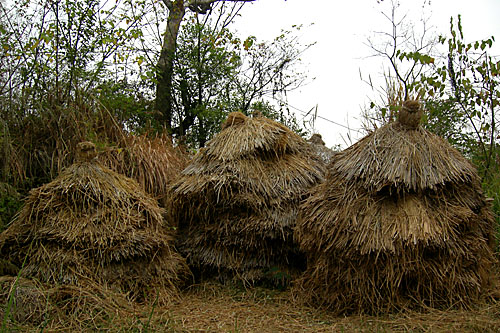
left=2, top=275, right=500, bottom=332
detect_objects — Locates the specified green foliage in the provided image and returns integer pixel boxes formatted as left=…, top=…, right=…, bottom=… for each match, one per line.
left=0, top=195, right=21, bottom=231
left=167, top=13, right=311, bottom=147
left=0, top=0, right=146, bottom=99
left=0, top=0, right=155, bottom=189
left=484, top=174, right=500, bottom=240
left=418, top=15, right=499, bottom=179
left=422, top=99, right=474, bottom=155
left=250, top=100, right=309, bottom=137
left=364, top=7, right=499, bottom=177
left=170, top=16, right=240, bottom=145
left=396, top=50, right=435, bottom=65
left=96, top=80, right=154, bottom=133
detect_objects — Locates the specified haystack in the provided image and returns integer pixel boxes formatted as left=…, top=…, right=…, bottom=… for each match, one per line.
left=168, top=112, right=326, bottom=285
left=307, top=133, right=337, bottom=164
left=0, top=142, right=190, bottom=303
left=98, top=133, right=189, bottom=205
left=295, top=100, right=496, bottom=313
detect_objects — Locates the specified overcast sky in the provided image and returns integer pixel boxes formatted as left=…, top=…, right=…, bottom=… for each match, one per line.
left=232, top=0, right=500, bottom=148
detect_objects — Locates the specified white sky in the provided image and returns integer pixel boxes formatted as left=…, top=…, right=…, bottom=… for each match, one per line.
left=232, top=0, right=500, bottom=148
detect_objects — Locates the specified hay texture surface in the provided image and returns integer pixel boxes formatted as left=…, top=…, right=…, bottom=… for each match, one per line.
left=295, top=100, right=496, bottom=314
left=0, top=142, right=189, bottom=303
left=168, top=112, right=326, bottom=284
left=98, top=133, right=188, bottom=205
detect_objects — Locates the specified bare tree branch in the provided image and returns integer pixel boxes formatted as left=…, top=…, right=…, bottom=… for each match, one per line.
left=185, top=0, right=255, bottom=14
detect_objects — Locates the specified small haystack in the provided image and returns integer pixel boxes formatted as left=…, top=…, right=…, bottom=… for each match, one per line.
left=168, top=112, right=326, bottom=284
left=0, top=142, right=189, bottom=303
left=307, top=133, right=337, bottom=164
left=98, top=133, right=189, bottom=205
left=295, top=100, right=496, bottom=313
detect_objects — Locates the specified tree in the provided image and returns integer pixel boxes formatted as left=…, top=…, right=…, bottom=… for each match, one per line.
left=362, top=2, right=499, bottom=176
left=149, top=1, right=311, bottom=147
left=154, top=0, right=255, bottom=133
left=361, top=0, right=436, bottom=129
left=168, top=13, right=311, bottom=146
left=0, top=0, right=148, bottom=187
left=170, top=14, right=240, bottom=146
left=420, top=15, right=499, bottom=178
left=0, top=0, right=312, bottom=188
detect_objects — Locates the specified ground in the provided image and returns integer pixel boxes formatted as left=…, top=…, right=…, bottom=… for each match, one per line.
left=2, top=275, right=500, bottom=332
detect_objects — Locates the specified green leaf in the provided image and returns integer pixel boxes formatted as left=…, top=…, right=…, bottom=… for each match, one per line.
left=243, top=36, right=255, bottom=51
left=381, top=107, right=387, bottom=118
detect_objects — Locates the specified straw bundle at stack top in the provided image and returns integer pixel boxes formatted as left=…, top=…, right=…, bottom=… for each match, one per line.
left=0, top=142, right=190, bottom=303
left=295, top=100, right=496, bottom=313
left=168, top=112, right=327, bottom=285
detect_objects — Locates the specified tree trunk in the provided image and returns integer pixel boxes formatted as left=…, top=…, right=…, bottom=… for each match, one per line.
left=154, top=0, right=185, bottom=132
left=154, top=0, right=254, bottom=135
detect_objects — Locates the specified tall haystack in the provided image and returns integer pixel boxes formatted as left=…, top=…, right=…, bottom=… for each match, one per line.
left=295, top=100, right=497, bottom=313
left=168, top=112, right=326, bottom=285
left=98, top=133, right=189, bottom=205
left=0, top=142, right=190, bottom=303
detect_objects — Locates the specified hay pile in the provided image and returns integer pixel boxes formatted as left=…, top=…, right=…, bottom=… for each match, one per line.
left=98, top=133, right=189, bottom=205
left=168, top=112, right=326, bottom=284
left=295, top=100, right=497, bottom=313
left=307, top=133, right=337, bottom=164
left=0, top=142, right=190, bottom=303
left=0, top=276, right=48, bottom=325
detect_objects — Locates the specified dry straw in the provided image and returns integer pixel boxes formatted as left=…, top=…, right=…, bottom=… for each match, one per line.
left=0, top=142, right=190, bottom=304
left=98, top=133, right=189, bottom=205
left=168, top=112, right=327, bottom=285
left=295, top=100, right=497, bottom=314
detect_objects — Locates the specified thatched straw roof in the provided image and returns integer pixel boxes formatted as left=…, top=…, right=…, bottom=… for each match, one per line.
left=168, top=112, right=326, bottom=285
left=0, top=142, right=190, bottom=303
left=295, top=100, right=496, bottom=313
left=98, top=133, right=189, bottom=205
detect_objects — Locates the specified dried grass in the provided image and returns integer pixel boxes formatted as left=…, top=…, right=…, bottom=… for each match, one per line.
left=333, top=121, right=478, bottom=192
left=0, top=276, right=141, bottom=331
left=0, top=121, right=25, bottom=185
left=0, top=276, right=48, bottom=325
left=0, top=142, right=190, bottom=304
left=3, top=276, right=500, bottom=332
left=168, top=112, right=326, bottom=285
left=98, top=133, right=189, bottom=205
left=295, top=101, right=497, bottom=314
left=10, top=93, right=126, bottom=187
